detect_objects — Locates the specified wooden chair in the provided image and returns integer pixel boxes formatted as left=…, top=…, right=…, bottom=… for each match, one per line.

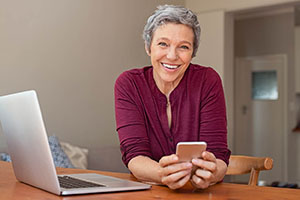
left=226, top=155, right=273, bottom=186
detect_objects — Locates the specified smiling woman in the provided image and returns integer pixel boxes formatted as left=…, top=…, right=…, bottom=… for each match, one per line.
left=114, top=5, right=231, bottom=190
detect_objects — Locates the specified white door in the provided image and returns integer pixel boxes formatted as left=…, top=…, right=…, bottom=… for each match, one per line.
left=234, top=55, right=287, bottom=184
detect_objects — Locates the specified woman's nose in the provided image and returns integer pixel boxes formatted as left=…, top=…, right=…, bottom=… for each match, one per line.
left=166, top=47, right=178, bottom=60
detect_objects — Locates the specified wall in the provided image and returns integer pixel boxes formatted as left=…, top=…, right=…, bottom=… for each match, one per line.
left=191, top=10, right=225, bottom=77
left=186, top=0, right=300, bottom=13
left=0, top=0, right=184, bottom=172
left=235, top=12, right=294, bottom=58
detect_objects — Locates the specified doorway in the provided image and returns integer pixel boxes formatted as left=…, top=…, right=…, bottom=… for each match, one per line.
left=234, top=54, right=287, bottom=184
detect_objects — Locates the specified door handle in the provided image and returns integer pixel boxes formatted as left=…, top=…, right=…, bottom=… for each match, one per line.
left=242, top=105, right=247, bottom=115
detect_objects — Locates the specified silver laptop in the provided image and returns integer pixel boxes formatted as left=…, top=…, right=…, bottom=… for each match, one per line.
left=0, top=90, right=151, bottom=195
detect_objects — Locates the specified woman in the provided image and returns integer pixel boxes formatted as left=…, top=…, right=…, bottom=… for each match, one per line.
left=114, top=5, right=230, bottom=190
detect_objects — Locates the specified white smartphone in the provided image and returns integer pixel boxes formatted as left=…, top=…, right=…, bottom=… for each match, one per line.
left=176, top=141, right=207, bottom=162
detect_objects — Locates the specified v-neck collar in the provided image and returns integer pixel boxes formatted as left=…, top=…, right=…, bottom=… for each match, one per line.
left=147, top=64, right=190, bottom=103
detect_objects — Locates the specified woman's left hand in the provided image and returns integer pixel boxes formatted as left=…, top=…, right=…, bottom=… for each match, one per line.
left=190, top=151, right=227, bottom=189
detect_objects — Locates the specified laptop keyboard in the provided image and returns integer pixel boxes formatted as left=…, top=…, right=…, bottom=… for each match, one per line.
left=58, top=176, right=106, bottom=189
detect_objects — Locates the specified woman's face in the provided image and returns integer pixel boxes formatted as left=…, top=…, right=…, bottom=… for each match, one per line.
left=147, top=23, right=194, bottom=88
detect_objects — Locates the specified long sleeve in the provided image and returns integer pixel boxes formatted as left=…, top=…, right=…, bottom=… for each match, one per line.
left=198, top=68, right=230, bottom=165
left=114, top=71, right=152, bottom=166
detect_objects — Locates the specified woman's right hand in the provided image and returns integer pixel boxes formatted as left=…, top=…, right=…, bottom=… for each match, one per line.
left=158, top=154, right=193, bottom=189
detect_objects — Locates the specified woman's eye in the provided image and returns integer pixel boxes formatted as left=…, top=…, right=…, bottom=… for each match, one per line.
left=158, top=42, right=168, bottom=47
left=180, top=45, right=189, bottom=50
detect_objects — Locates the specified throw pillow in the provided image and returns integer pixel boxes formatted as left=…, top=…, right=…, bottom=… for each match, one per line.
left=60, top=142, right=88, bottom=169
left=48, top=135, right=74, bottom=168
left=0, top=153, right=11, bottom=162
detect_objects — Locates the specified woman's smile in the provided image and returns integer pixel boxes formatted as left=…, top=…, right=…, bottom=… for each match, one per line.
left=161, top=63, right=181, bottom=70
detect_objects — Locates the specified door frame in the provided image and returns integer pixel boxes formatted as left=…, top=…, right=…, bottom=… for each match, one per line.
left=234, top=54, right=288, bottom=181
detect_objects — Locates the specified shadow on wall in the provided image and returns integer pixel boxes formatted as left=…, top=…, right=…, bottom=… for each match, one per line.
left=88, top=146, right=129, bottom=173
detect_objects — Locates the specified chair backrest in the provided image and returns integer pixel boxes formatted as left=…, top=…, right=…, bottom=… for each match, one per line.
left=226, top=155, right=273, bottom=186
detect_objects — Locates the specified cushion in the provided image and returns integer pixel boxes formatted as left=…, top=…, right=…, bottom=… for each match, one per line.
left=0, top=153, right=11, bottom=162
left=60, top=142, right=88, bottom=169
left=48, top=135, right=74, bottom=168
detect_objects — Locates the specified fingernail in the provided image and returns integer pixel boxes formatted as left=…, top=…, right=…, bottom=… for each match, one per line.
left=192, top=159, right=198, bottom=164
left=186, top=162, right=192, bottom=167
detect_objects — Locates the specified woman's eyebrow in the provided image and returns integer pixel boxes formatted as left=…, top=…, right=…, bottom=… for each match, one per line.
left=156, top=37, right=192, bottom=45
left=179, top=41, right=192, bottom=46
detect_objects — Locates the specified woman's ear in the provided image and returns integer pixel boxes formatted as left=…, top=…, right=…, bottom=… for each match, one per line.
left=145, top=43, right=151, bottom=56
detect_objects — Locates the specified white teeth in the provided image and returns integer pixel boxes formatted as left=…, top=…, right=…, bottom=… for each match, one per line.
left=162, top=63, right=180, bottom=69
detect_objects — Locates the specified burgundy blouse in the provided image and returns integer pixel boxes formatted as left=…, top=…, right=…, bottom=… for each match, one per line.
left=114, top=64, right=231, bottom=166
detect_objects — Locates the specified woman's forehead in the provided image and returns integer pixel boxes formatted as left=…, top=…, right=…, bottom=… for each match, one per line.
left=152, top=23, right=194, bottom=42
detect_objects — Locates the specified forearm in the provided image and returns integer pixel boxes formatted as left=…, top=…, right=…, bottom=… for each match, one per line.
left=128, top=155, right=162, bottom=184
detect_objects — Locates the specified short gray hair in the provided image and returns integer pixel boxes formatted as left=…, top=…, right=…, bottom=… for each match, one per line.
left=143, top=5, right=200, bottom=58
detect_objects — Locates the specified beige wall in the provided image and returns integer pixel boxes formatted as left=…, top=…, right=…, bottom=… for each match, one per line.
left=186, top=0, right=300, bottom=13
left=0, top=0, right=184, bottom=171
left=191, top=10, right=225, bottom=76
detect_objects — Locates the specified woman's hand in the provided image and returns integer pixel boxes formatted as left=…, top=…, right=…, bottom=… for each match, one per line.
left=190, top=151, right=227, bottom=189
left=158, top=154, right=193, bottom=190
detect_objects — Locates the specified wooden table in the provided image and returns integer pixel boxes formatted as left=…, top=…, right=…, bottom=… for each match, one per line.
left=1, top=161, right=300, bottom=200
